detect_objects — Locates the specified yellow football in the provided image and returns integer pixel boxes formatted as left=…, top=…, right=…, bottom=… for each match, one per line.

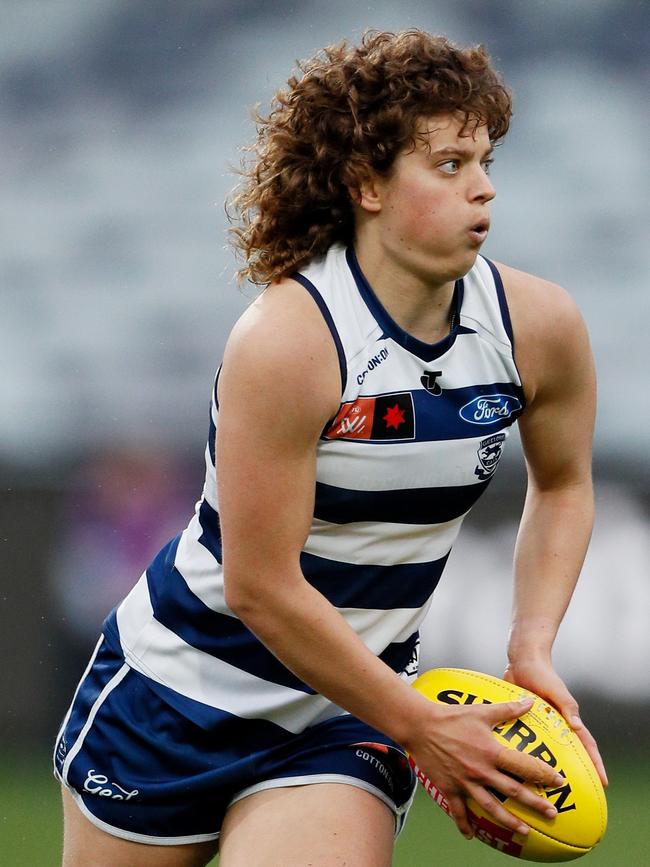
left=411, top=668, right=607, bottom=862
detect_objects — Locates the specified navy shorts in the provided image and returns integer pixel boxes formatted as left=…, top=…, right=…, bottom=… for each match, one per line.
left=54, top=636, right=416, bottom=846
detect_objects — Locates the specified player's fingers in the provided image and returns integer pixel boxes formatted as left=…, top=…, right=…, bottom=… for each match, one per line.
left=570, top=717, right=608, bottom=787
left=483, top=697, right=534, bottom=726
left=446, top=793, right=474, bottom=840
left=488, top=771, right=558, bottom=820
left=546, top=688, right=608, bottom=788
left=468, top=785, right=530, bottom=837
left=496, top=747, right=565, bottom=788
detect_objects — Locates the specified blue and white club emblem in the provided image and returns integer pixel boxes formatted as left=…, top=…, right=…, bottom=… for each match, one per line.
left=474, top=433, right=506, bottom=480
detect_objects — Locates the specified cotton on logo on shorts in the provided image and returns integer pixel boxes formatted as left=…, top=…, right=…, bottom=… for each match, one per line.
left=83, top=768, right=139, bottom=801
left=355, top=749, right=394, bottom=793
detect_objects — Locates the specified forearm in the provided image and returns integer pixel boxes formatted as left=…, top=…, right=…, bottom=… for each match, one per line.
left=508, top=478, right=594, bottom=662
left=227, top=567, right=427, bottom=750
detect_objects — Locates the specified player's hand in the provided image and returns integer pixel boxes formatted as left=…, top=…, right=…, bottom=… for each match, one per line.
left=503, top=659, right=608, bottom=788
left=404, top=698, right=566, bottom=839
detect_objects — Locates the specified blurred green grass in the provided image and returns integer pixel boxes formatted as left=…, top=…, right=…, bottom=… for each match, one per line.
left=3, top=753, right=649, bottom=865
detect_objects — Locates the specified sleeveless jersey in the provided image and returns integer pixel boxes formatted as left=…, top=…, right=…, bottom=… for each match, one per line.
left=106, top=243, right=525, bottom=739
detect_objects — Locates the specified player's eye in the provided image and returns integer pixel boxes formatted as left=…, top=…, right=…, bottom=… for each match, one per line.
left=482, top=158, right=494, bottom=175
left=438, top=159, right=460, bottom=174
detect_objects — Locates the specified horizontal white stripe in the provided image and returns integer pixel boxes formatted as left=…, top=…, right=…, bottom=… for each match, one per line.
left=116, top=575, right=431, bottom=734
left=116, top=577, right=338, bottom=733
left=174, top=508, right=449, bottom=618
left=303, top=516, right=462, bottom=566
left=341, top=604, right=430, bottom=653
left=316, top=433, right=510, bottom=491
left=174, top=512, right=230, bottom=614
left=344, top=331, right=519, bottom=396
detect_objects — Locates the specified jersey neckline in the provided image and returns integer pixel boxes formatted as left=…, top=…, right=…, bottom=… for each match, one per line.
left=345, top=246, right=467, bottom=363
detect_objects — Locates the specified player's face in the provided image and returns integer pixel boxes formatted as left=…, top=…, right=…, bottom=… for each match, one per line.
left=369, top=113, right=496, bottom=286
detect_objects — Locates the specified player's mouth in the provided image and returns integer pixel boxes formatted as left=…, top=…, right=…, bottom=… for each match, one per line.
left=468, top=219, right=490, bottom=244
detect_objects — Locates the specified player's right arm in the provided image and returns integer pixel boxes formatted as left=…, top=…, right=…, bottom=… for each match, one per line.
left=217, top=277, right=564, bottom=839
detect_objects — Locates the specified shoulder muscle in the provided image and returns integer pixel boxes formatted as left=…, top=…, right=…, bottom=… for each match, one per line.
left=494, top=261, right=593, bottom=406
left=219, top=277, right=342, bottom=444
left=495, top=262, right=595, bottom=487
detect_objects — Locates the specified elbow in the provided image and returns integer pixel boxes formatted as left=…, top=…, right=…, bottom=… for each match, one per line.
left=223, top=564, right=275, bottom=628
left=223, top=570, right=254, bottom=618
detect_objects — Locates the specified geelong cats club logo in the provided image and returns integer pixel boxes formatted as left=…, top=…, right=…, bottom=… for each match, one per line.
left=475, top=433, right=506, bottom=480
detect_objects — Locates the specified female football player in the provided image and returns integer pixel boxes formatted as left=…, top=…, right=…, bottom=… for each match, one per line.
left=56, top=30, right=606, bottom=866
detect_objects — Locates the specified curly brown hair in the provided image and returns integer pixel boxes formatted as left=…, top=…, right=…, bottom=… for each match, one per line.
left=228, top=30, right=512, bottom=285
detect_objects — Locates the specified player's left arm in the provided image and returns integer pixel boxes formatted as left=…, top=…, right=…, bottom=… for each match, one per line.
left=497, top=263, right=607, bottom=786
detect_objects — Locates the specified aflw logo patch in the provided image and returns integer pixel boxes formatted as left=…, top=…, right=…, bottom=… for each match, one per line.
left=326, top=392, right=415, bottom=441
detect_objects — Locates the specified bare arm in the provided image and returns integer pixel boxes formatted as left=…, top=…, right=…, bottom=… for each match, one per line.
left=499, top=263, right=606, bottom=785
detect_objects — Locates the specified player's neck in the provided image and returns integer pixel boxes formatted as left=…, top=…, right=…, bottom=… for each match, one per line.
left=353, top=238, right=457, bottom=345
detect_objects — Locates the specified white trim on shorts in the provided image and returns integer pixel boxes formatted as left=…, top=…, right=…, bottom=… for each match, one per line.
left=61, top=660, right=130, bottom=786
left=228, top=773, right=413, bottom=838
left=53, top=635, right=105, bottom=782
left=63, top=786, right=220, bottom=846
left=58, top=655, right=222, bottom=847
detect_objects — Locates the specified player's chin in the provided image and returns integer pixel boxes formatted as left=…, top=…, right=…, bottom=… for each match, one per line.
left=449, top=248, right=480, bottom=280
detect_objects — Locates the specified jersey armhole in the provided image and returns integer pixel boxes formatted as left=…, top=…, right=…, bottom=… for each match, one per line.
left=481, top=256, right=527, bottom=410
left=290, top=272, right=348, bottom=396
left=482, top=257, right=514, bottom=347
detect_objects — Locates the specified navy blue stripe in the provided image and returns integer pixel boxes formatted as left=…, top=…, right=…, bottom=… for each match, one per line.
left=415, top=382, right=523, bottom=437
left=346, top=246, right=465, bottom=363
left=208, top=366, right=222, bottom=466
left=105, top=613, right=299, bottom=743
left=292, top=272, right=348, bottom=394
left=145, top=538, right=316, bottom=694
left=325, top=382, right=524, bottom=444
left=300, top=551, right=448, bottom=608
left=197, top=498, right=222, bottom=564
left=378, top=632, right=419, bottom=674
left=200, top=499, right=446, bottom=607
left=142, top=539, right=427, bottom=695
left=483, top=256, right=514, bottom=347
left=213, top=364, right=222, bottom=410
left=207, top=409, right=216, bottom=467
left=313, top=480, right=489, bottom=525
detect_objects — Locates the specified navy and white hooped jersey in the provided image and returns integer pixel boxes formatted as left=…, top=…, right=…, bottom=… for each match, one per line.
left=108, top=242, right=524, bottom=738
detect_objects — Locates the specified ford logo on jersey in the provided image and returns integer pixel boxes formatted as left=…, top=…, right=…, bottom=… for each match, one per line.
left=459, top=394, right=522, bottom=425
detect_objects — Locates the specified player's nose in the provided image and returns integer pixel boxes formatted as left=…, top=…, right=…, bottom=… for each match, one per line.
left=470, top=165, right=496, bottom=204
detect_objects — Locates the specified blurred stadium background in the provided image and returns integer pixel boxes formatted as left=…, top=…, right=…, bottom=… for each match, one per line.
left=1, top=1, right=648, bottom=863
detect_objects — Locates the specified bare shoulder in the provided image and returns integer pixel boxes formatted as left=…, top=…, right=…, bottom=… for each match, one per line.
left=494, top=261, right=585, bottom=337
left=220, top=276, right=342, bottom=434
left=493, top=261, right=593, bottom=402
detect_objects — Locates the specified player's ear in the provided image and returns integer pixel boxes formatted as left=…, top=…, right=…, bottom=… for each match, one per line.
left=347, top=170, right=382, bottom=214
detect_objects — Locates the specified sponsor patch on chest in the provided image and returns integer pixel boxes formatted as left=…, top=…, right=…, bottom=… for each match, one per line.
left=325, top=392, right=415, bottom=441
left=459, top=394, right=522, bottom=424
